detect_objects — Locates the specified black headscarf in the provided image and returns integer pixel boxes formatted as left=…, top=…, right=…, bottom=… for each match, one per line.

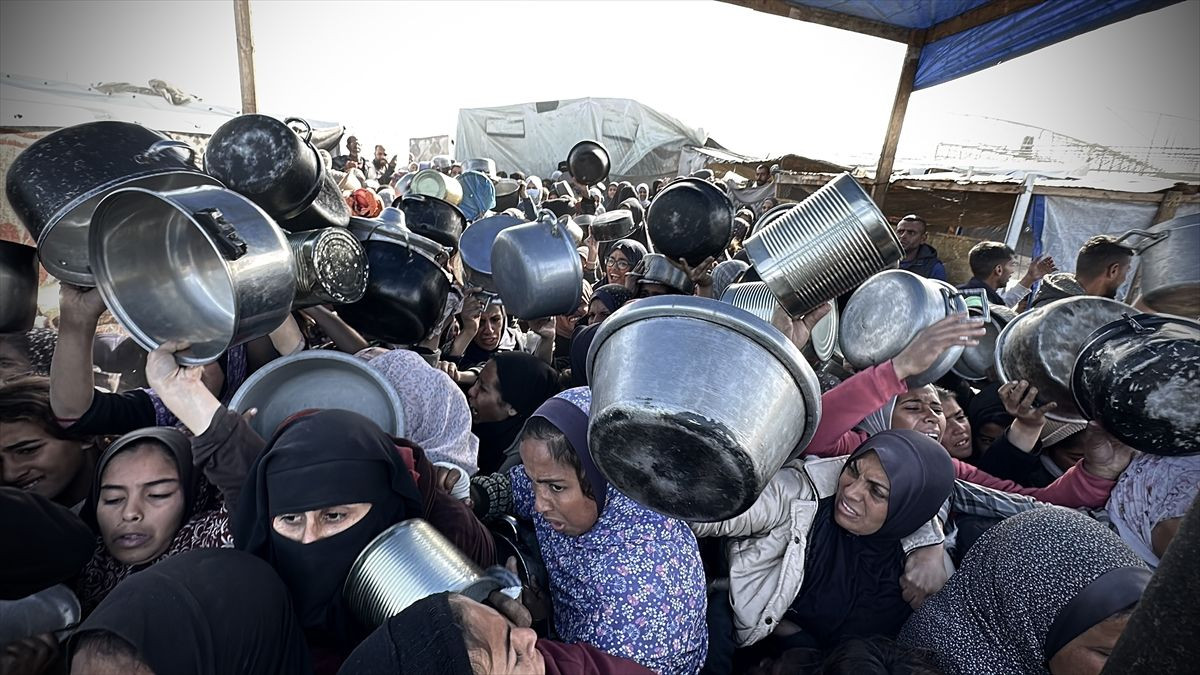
left=473, top=352, right=561, bottom=475
left=788, top=430, right=954, bottom=647
left=70, top=548, right=312, bottom=675
left=570, top=323, right=602, bottom=388
left=336, top=592, right=473, bottom=675
left=0, top=487, right=94, bottom=600
left=233, top=410, right=423, bottom=640
left=616, top=182, right=637, bottom=205
left=967, top=382, right=1012, bottom=437
left=592, top=283, right=633, bottom=315
left=81, top=427, right=197, bottom=533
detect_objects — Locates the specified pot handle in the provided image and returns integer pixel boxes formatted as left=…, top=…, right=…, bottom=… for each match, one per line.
left=193, top=208, right=248, bottom=261
left=943, top=286, right=990, bottom=322
left=136, top=140, right=196, bottom=166
left=284, top=117, right=313, bottom=143
left=1114, top=228, right=1169, bottom=253
left=535, top=209, right=562, bottom=238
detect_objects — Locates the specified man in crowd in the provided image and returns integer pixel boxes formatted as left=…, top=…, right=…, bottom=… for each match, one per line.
left=1030, top=234, right=1134, bottom=307
left=959, top=241, right=1055, bottom=306
left=369, top=144, right=397, bottom=184
left=895, top=215, right=947, bottom=281
left=332, top=134, right=363, bottom=172
left=753, top=164, right=773, bottom=188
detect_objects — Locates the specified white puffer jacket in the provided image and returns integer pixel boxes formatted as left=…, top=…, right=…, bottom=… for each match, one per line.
left=691, top=456, right=944, bottom=646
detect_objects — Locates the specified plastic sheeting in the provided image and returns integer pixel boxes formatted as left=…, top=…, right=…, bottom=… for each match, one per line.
left=455, top=98, right=706, bottom=182
left=791, top=0, right=989, bottom=30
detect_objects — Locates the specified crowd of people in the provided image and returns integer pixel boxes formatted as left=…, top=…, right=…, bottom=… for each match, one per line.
left=1, top=132, right=1196, bottom=675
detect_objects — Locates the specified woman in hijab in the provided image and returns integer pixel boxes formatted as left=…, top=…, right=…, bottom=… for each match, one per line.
left=468, top=352, right=560, bottom=475
left=900, top=507, right=1151, bottom=675
left=694, top=430, right=954, bottom=662
left=584, top=283, right=633, bottom=326
left=69, top=548, right=312, bottom=675
left=1106, top=453, right=1200, bottom=568
left=457, top=170, right=496, bottom=222
left=636, top=182, right=650, bottom=208
left=476, top=388, right=709, bottom=674
left=75, top=427, right=232, bottom=614
left=600, top=239, right=646, bottom=288
left=519, top=176, right=545, bottom=220
left=366, top=349, right=480, bottom=475
left=616, top=181, right=638, bottom=206
left=234, top=409, right=495, bottom=673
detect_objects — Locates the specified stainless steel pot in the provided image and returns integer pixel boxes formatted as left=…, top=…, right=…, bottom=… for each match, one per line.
left=5, top=121, right=220, bottom=285
left=287, top=228, right=368, bottom=308
left=491, top=211, right=584, bottom=319
left=995, top=296, right=1134, bottom=423
left=639, top=253, right=694, bottom=294
left=951, top=303, right=1015, bottom=381
left=744, top=173, right=903, bottom=317
left=343, top=519, right=500, bottom=629
left=840, top=270, right=987, bottom=387
left=0, top=240, right=39, bottom=333
left=1072, top=313, right=1200, bottom=455
left=586, top=296, right=822, bottom=522
left=228, top=349, right=405, bottom=438
left=89, top=185, right=295, bottom=365
left=459, top=213, right=525, bottom=294
left=1117, top=214, right=1200, bottom=317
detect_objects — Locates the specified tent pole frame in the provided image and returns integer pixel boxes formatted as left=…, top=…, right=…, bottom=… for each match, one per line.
left=870, top=30, right=926, bottom=206
left=233, top=0, right=257, bottom=114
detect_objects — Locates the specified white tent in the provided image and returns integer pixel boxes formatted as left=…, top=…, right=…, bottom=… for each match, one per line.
left=455, top=97, right=707, bottom=183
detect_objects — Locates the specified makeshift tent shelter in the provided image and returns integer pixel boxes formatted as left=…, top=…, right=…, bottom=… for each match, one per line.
left=455, top=98, right=707, bottom=183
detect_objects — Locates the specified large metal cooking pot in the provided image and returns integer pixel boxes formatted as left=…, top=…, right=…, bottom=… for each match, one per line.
left=491, top=211, right=583, bottom=320
left=395, top=194, right=466, bottom=252
left=458, top=213, right=525, bottom=293
left=204, top=115, right=349, bottom=233
left=464, top=158, right=496, bottom=176
left=5, top=121, right=220, bottom=285
left=567, top=140, right=610, bottom=186
left=995, top=296, right=1134, bottom=423
left=409, top=169, right=463, bottom=206
left=494, top=179, right=521, bottom=211
left=744, top=173, right=903, bottom=318
left=840, top=270, right=987, bottom=387
left=647, top=177, right=734, bottom=266
left=639, top=253, right=694, bottom=294
left=343, top=519, right=499, bottom=629
left=89, top=185, right=295, bottom=365
left=1117, top=213, right=1200, bottom=317
left=0, top=240, right=39, bottom=333
left=591, top=209, right=636, bottom=242
left=586, top=296, right=822, bottom=522
left=340, top=213, right=452, bottom=345
left=951, top=303, right=1015, bottom=381
left=287, top=228, right=368, bottom=308
left=228, top=349, right=405, bottom=438
left=1072, top=313, right=1200, bottom=455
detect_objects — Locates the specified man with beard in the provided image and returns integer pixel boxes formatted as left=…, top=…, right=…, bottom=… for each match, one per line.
left=895, top=215, right=947, bottom=281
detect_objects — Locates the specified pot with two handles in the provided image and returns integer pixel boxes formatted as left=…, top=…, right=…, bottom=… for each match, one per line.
left=458, top=213, right=525, bottom=294
left=1116, top=213, right=1200, bottom=317
left=89, top=185, right=296, bottom=365
left=491, top=210, right=584, bottom=320
left=5, top=121, right=221, bottom=286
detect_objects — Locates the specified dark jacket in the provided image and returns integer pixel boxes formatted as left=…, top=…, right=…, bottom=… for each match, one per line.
left=899, top=243, right=947, bottom=281
left=958, top=277, right=1005, bottom=305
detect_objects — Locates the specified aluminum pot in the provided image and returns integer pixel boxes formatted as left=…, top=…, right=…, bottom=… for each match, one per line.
left=586, top=296, right=822, bottom=522
left=228, top=349, right=405, bottom=438
left=1072, top=313, right=1200, bottom=455
left=343, top=519, right=500, bottom=629
left=1117, top=214, right=1200, bottom=317
left=287, top=228, right=368, bottom=308
left=840, top=270, right=987, bottom=387
left=5, top=121, right=220, bottom=285
left=494, top=179, right=521, bottom=211
left=491, top=211, right=583, bottom=320
left=0, top=240, right=39, bottom=333
left=459, top=213, right=525, bottom=294
left=340, top=214, right=452, bottom=345
left=89, top=185, right=295, bottom=365
left=409, top=169, right=463, bottom=206
left=204, top=115, right=350, bottom=233
left=464, top=158, right=496, bottom=176
left=995, top=296, right=1134, bottom=423
left=744, top=173, right=902, bottom=318
left=647, top=177, right=734, bottom=266
left=951, top=303, right=1015, bottom=381
left=395, top=194, right=466, bottom=252
left=591, top=209, right=636, bottom=242
left=567, top=140, right=610, bottom=186
left=638, top=253, right=693, bottom=295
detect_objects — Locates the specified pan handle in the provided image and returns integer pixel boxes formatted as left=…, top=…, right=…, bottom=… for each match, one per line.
left=944, top=286, right=990, bottom=323
left=284, top=117, right=313, bottom=143
left=136, top=139, right=196, bottom=165
left=1115, top=228, right=1169, bottom=253
left=193, top=208, right=247, bottom=261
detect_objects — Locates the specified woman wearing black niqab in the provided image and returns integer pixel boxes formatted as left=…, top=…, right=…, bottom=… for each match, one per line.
left=69, top=548, right=312, bottom=675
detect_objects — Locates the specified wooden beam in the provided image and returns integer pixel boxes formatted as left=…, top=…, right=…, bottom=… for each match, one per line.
left=1151, top=188, right=1185, bottom=223
left=927, top=0, right=1047, bottom=42
left=871, top=31, right=926, bottom=206
left=233, top=0, right=257, bottom=114
left=719, top=0, right=910, bottom=42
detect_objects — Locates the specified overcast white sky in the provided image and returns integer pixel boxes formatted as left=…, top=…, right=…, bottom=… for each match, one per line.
left=2, top=0, right=1197, bottom=166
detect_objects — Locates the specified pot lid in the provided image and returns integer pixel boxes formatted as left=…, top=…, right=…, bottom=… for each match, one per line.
left=458, top=213, right=525, bottom=278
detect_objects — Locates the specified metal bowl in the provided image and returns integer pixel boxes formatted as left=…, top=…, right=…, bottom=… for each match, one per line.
left=586, top=296, right=822, bottom=522
left=458, top=213, right=525, bottom=294
left=408, top=169, right=463, bottom=206
left=228, top=350, right=405, bottom=438
left=995, top=296, right=1134, bottom=423
left=343, top=519, right=499, bottom=629
left=803, top=301, right=840, bottom=365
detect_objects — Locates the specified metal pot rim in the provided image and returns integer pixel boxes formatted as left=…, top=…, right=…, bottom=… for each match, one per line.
left=349, top=217, right=451, bottom=273
left=587, top=295, right=822, bottom=453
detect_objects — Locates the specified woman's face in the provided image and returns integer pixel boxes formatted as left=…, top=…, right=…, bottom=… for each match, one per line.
left=1048, top=613, right=1130, bottom=675
left=474, top=305, right=506, bottom=352
left=940, top=397, right=973, bottom=459
left=834, top=450, right=890, bottom=536
left=96, top=443, right=186, bottom=565
left=0, top=420, right=86, bottom=502
left=271, top=503, right=373, bottom=543
left=974, top=421, right=1006, bottom=455
left=606, top=184, right=618, bottom=199
left=519, top=438, right=599, bottom=536
left=890, top=386, right=946, bottom=442
left=585, top=298, right=612, bottom=326
left=605, top=250, right=630, bottom=285
left=637, top=187, right=648, bottom=200
left=468, top=361, right=515, bottom=423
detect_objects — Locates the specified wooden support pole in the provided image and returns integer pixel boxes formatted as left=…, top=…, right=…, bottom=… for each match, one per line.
left=1151, top=188, right=1185, bottom=224
left=871, top=31, right=925, bottom=207
left=233, top=0, right=257, bottom=114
